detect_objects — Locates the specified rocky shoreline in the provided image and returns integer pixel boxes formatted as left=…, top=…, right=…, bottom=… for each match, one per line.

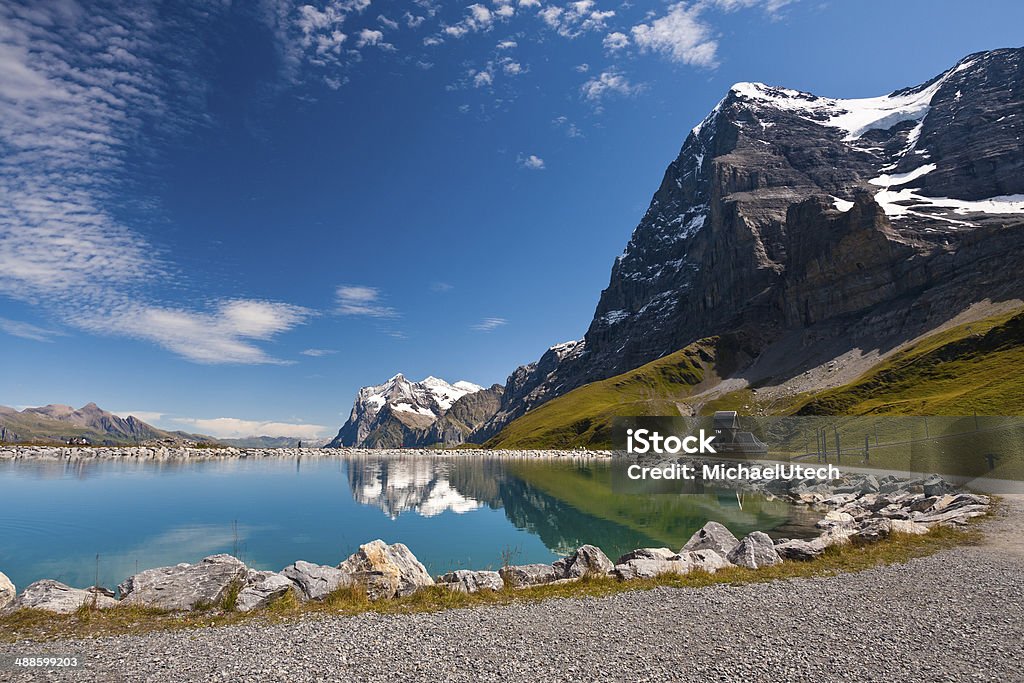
left=0, top=445, right=613, bottom=461
left=0, top=470, right=990, bottom=619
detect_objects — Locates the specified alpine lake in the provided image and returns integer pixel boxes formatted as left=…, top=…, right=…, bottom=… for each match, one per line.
left=0, top=453, right=820, bottom=591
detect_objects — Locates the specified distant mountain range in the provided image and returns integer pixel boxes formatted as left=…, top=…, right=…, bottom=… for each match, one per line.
left=327, top=374, right=503, bottom=448
left=0, top=403, right=211, bottom=446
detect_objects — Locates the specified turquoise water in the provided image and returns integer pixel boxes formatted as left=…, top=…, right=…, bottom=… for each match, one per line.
left=0, top=455, right=813, bottom=592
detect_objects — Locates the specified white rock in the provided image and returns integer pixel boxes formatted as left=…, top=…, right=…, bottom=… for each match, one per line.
left=336, top=540, right=434, bottom=600
left=281, top=561, right=352, bottom=601
left=0, top=571, right=14, bottom=611
left=235, top=571, right=296, bottom=612
left=8, top=580, right=117, bottom=614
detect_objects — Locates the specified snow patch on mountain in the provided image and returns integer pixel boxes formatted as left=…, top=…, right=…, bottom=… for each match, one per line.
left=730, top=55, right=978, bottom=142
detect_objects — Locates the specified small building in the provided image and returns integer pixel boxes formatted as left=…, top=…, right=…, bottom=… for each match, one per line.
left=712, top=411, right=767, bottom=456
left=67, top=436, right=92, bottom=446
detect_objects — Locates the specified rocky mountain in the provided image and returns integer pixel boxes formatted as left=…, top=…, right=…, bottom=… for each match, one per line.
left=328, top=375, right=502, bottom=448
left=0, top=403, right=209, bottom=445
left=481, top=47, right=1024, bottom=439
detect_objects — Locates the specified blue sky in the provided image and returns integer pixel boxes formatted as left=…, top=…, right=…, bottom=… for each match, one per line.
left=1, top=0, right=1022, bottom=440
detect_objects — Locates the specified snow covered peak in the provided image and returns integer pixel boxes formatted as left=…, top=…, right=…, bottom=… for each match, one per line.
left=728, top=54, right=980, bottom=142
left=351, top=373, right=484, bottom=421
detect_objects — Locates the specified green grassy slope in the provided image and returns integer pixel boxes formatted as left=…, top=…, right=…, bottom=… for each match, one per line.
left=794, top=308, right=1024, bottom=416
left=484, top=338, right=732, bottom=449
left=486, top=308, right=1024, bottom=450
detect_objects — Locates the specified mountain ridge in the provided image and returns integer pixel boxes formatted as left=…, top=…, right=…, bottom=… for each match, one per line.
left=479, top=46, right=1024, bottom=442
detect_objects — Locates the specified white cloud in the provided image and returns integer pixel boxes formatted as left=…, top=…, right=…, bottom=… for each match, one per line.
left=430, top=282, right=454, bottom=292
left=603, top=31, right=629, bottom=50
left=553, top=116, right=584, bottom=138
left=336, top=285, right=398, bottom=318
left=378, top=14, right=400, bottom=30
left=174, top=417, right=327, bottom=440
left=496, top=39, right=517, bottom=49
left=581, top=69, right=641, bottom=101
left=0, top=317, right=65, bottom=343
left=575, top=62, right=590, bottom=72
left=518, top=0, right=541, bottom=7
left=706, top=0, right=795, bottom=14
left=356, top=28, right=385, bottom=47
left=442, top=2, right=508, bottom=38
left=631, top=3, right=718, bottom=67
left=538, top=1, right=614, bottom=37
left=503, top=60, right=524, bottom=75
left=473, top=69, right=494, bottom=87
left=301, top=348, right=338, bottom=357
left=82, top=300, right=313, bottom=365
left=518, top=154, right=546, bottom=170
left=471, top=317, right=508, bottom=332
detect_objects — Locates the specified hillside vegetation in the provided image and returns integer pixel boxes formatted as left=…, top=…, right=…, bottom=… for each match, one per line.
left=794, top=308, right=1024, bottom=416
left=484, top=336, right=749, bottom=449
left=488, top=308, right=1024, bottom=449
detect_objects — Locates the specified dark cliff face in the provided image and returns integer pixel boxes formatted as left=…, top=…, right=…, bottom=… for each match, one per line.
left=482, top=47, right=1024, bottom=437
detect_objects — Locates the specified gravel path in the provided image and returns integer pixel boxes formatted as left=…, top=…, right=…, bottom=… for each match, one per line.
left=3, top=498, right=1022, bottom=683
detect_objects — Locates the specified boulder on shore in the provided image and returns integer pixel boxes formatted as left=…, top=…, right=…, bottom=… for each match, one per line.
left=554, top=545, right=614, bottom=578
left=119, top=554, right=249, bottom=611
left=683, top=549, right=734, bottom=573
left=613, top=557, right=693, bottom=581
left=0, top=571, right=14, bottom=611
left=726, top=532, right=783, bottom=569
left=614, top=548, right=678, bottom=565
left=499, top=563, right=560, bottom=588
left=437, top=570, right=504, bottom=594
left=336, top=540, right=434, bottom=600
left=774, top=538, right=826, bottom=561
left=235, top=571, right=296, bottom=612
left=8, top=580, right=117, bottom=614
left=681, top=522, right=739, bottom=557
left=281, top=561, right=352, bottom=601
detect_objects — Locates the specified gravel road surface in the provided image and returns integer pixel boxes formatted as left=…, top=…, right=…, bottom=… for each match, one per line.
left=3, top=497, right=1022, bottom=683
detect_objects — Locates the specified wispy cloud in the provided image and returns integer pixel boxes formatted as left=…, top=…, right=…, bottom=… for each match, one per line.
left=336, top=285, right=398, bottom=318
left=430, top=282, right=454, bottom=293
left=0, top=3, right=311, bottom=365
left=581, top=69, right=642, bottom=102
left=174, top=416, right=327, bottom=439
left=0, top=317, right=65, bottom=343
left=301, top=348, right=338, bottom=357
left=472, top=317, right=508, bottom=332
left=80, top=300, right=314, bottom=365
